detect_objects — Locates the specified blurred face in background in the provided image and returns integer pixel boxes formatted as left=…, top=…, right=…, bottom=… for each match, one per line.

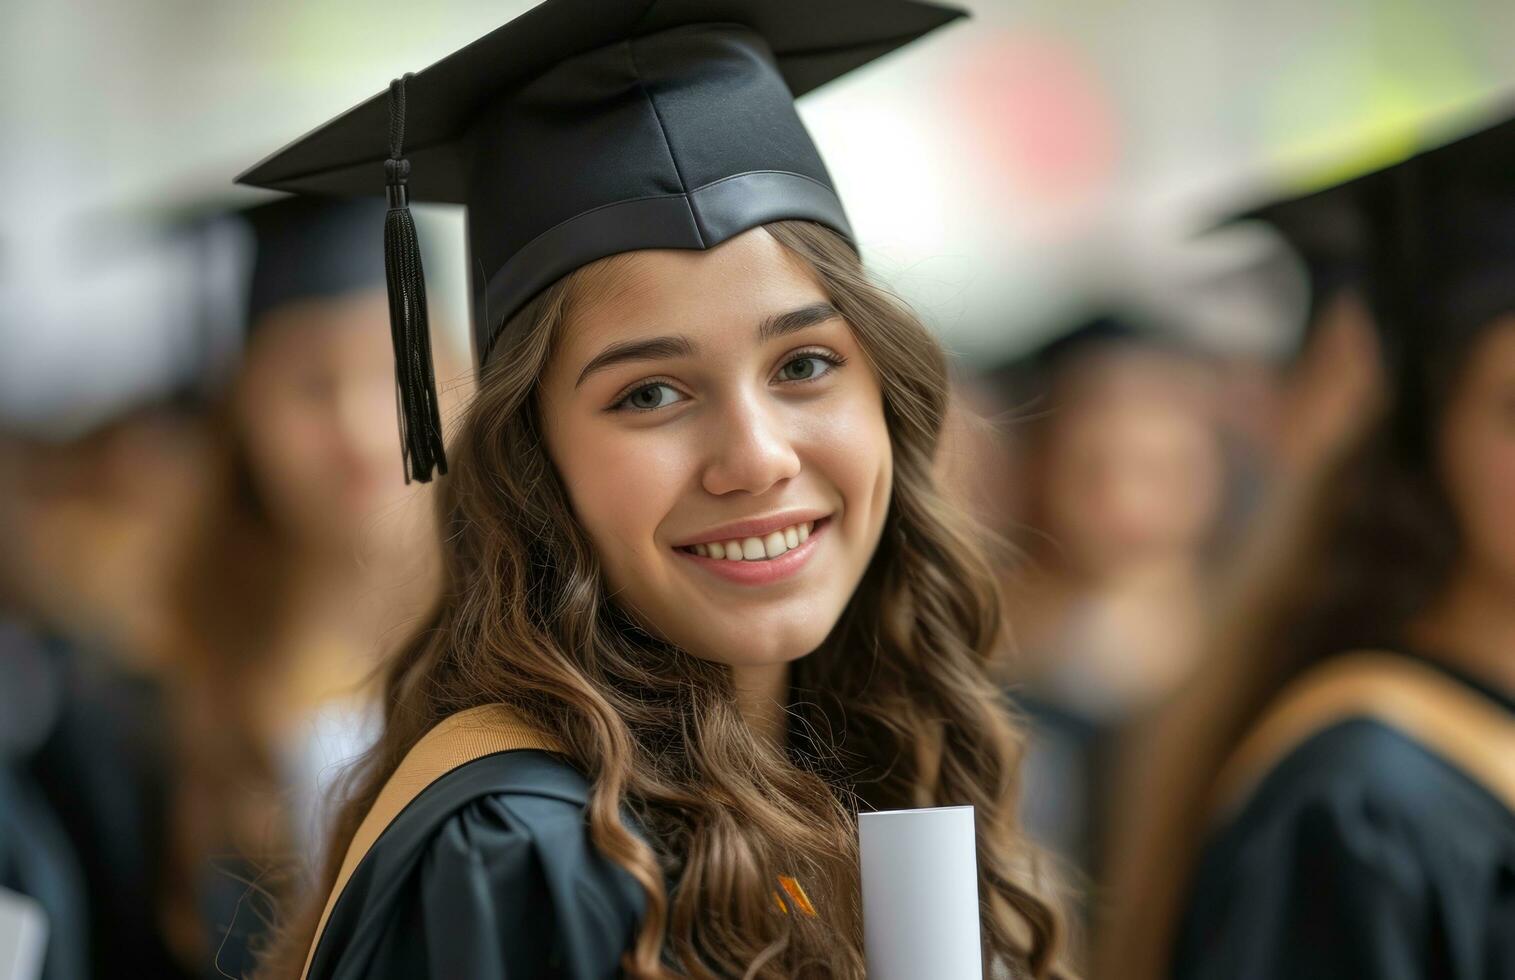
left=0, top=409, right=207, bottom=660
left=1037, top=345, right=1223, bottom=580
left=1436, top=317, right=1515, bottom=592
left=232, top=290, right=414, bottom=554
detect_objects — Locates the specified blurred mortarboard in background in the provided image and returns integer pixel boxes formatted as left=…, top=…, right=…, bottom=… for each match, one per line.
left=241, top=195, right=390, bottom=328
left=0, top=194, right=404, bottom=441
left=1229, top=102, right=1515, bottom=414
left=1023, top=315, right=1157, bottom=373
left=1236, top=188, right=1367, bottom=339
left=981, top=311, right=1206, bottom=405
left=237, top=0, right=967, bottom=482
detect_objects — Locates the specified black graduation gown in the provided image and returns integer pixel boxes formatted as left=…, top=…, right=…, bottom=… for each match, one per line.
left=0, top=768, right=89, bottom=980
left=26, top=635, right=187, bottom=980
left=1172, top=658, right=1515, bottom=980
left=0, top=624, right=88, bottom=980
left=306, top=749, right=645, bottom=980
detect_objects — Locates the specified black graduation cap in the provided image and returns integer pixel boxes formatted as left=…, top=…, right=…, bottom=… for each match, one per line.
left=983, top=311, right=1205, bottom=407
left=237, top=0, right=968, bottom=482
left=1235, top=106, right=1515, bottom=419
left=1241, top=185, right=1370, bottom=337
left=1026, top=315, right=1158, bottom=371
left=240, top=196, right=389, bottom=328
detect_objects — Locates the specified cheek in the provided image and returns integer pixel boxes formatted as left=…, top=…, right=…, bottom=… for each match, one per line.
left=552, top=417, right=693, bottom=575
left=1443, top=411, right=1515, bottom=568
left=801, top=388, right=893, bottom=530
left=242, top=398, right=344, bottom=509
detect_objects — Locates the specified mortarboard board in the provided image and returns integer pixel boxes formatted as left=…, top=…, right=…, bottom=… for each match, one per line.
left=1241, top=187, right=1369, bottom=337
left=237, top=0, right=968, bottom=483
left=240, top=196, right=390, bottom=328
left=981, top=311, right=1209, bottom=406
left=1234, top=103, right=1515, bottom=449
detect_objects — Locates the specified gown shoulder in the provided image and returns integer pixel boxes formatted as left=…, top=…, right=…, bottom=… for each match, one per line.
left=1173, top=717, right=1515, bottom=980
left=307, top=749, right=646, bottom=980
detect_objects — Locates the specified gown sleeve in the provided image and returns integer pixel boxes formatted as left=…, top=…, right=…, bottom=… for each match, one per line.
left=1172, top=720, right=1438, bottom=980
left=313, top=753, right=647, bottom=980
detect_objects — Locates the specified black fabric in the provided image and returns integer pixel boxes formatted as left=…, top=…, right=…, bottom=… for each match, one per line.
left=1173, top=662, right=1515, bottom=980
left=0, top=625, right=87, bottom=980
left=26, top=635, right=189, bottom=980
left=242, top=196, right=388, bottom=327
left=306, top=749, right=645, bottom=980
left=236, top=0, right=964, bottom=364
left=0, top=770, right=88, bottom=980
left=1234, top=108, right=1515, bottom=375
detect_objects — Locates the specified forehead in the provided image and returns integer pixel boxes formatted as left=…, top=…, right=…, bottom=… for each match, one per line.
left=559, top=227, right=828, bottom=351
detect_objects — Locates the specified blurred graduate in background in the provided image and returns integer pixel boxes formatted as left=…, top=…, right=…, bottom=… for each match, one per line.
left=1, top=213, right=223, bottom=980
left=1104, top=108, right=1515, bottom=980
left=0, top=193, right=450, bottom=979
left=987, top=315, right=1226, bottom=889
left=153, top=196, right=445, bottom=978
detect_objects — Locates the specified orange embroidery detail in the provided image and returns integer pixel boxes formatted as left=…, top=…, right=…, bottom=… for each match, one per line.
left=777, top=875, right=817, bottom=917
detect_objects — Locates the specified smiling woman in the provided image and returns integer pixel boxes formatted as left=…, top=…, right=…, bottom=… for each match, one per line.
left=239, top=2, right=1063, bottom=978
left=540, top=230, right=893, bottom=710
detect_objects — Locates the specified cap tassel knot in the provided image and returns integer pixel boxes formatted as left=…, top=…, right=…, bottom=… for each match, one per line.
left=384, top=73, right=447, bottom=483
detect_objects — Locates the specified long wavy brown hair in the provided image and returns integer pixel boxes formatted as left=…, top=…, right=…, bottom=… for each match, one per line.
left=1097, top=303, right=1497, bottom=980
left=257, top=220, right=1064, bottom=979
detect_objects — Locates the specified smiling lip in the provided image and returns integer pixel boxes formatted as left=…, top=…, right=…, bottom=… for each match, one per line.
left=676, top=517, right=829, bottom=586
left=672, top=509, right=831, bottom=549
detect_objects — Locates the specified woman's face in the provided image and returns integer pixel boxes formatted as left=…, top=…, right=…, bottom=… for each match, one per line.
left=539, top=227, right=893, bottom=669
left=1437, top=318, right=1515, bottom=591
left=234, top=290, right=417, bottom=552
left=1038, top=348, right=1223, bottom=578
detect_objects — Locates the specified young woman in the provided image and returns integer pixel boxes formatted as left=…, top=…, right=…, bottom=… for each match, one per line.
left=993, top=317, right=1224, bottom=910
left=1102, top=120, right=1515, bottom=980
left=240, top=1, right=1063, bottom=977
left=160, top=198, right=441, bottom=977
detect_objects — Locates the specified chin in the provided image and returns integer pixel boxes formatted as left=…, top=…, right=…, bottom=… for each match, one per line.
left=673, top=620, right=835, bottom=669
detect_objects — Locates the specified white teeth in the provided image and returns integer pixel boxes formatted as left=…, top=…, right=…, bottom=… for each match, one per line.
left=685, top=520, right=820, bottom=561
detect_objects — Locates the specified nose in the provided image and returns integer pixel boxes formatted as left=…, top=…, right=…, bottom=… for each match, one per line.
left=700, top=392, right=801, bottom=497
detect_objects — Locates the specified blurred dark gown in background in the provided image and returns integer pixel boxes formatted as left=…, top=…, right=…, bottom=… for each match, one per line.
left=0, top=625, right=87, bottom=980
left=1, top=622, right=187, bottom=980
left=1155, top=104, right=1515, bottom=980
left=1173, top=651, right=1515, bottom=980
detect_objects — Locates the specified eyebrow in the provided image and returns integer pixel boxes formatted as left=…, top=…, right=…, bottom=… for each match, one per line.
left=574, top=302, right=841, bottom=388
left=758, top=302, right=841, bottom=343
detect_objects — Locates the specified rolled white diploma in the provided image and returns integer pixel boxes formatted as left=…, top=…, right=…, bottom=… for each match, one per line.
left=859, top=805, right=982, bottom=980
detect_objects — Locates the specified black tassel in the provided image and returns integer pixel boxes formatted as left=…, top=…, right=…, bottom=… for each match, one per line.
left=383, top=73, right=447, bottom=483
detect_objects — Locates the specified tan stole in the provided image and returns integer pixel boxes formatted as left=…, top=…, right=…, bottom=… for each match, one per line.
left=1213, top=651, right=1515, bottom=821
left=301, top=705, right=562, bottom=980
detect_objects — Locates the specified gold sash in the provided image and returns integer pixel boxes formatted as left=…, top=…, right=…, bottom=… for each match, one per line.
left=1213, top=651, right=1515, bottom=821
left=301, top=704, right=562, bottom=980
